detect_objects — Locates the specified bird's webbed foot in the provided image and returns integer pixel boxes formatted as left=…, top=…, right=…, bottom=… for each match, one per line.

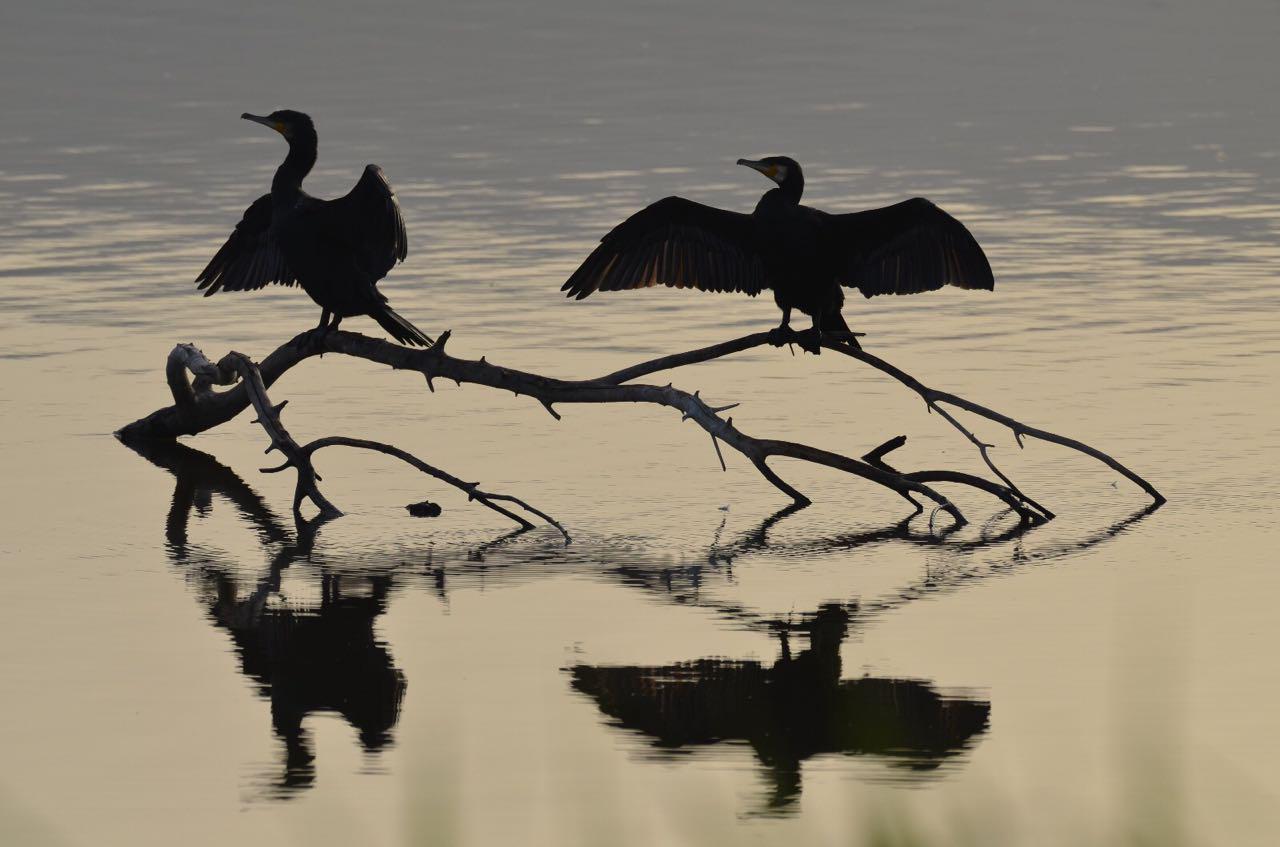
left=767, top=324, right=796, bottom=347
left=303, top=315, right=335, bottom=354
left=796, top=327, right=823, bottom=355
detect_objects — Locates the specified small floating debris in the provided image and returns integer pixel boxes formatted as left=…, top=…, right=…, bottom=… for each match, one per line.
left=406, top=500, right=443, bottom=518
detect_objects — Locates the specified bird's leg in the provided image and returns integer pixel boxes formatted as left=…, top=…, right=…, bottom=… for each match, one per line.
left=768, top=306, right=794, bottom=347
left=305, top=310, right=332, bottom=351
left=329, top=315, right=342, bottom=332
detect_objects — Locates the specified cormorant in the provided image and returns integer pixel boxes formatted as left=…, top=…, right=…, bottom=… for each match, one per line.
left=196, top=110, right=432, bottom=346
left=561, top=156, right=993, bottom=352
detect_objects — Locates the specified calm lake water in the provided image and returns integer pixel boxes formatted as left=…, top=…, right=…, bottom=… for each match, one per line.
left=2, top=1, right=1278, bottom=844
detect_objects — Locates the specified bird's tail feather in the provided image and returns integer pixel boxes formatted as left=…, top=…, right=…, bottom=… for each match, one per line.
left=374, top=307, right=434, bottom=347
left=821, top=310, right=861, bottom=349
left=821, top=311, right=851, bottom=334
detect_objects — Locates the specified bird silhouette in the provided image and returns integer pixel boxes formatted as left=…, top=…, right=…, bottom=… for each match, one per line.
left=563, top=156, right=993, bottom=352
left=196, top=110, right=431, bottom=346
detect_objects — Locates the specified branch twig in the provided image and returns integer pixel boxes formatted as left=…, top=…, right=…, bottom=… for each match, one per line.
left=298, top=436, right=572, bottom=543
left=221, top=351, right=570, bottom=540
left=584, top=329, right=1163, bottom=509
left=225, top=352, right=342, bottom=519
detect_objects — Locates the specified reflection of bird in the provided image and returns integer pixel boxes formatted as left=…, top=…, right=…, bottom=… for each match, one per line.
left=196, top=110, right=432, bottom=346
left=211, top=572, right=406, bottom=795
left=127, top=438, right=407, bottom=798
left=562, top=157, right=993, bottom=352
left=570, top=604, right=990, bottom=811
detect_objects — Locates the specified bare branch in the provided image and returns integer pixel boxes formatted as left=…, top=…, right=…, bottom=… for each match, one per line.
left=580, top=328, right=1163, bottom=509
left=220, top=352, right=569, bottom=539
left=862, top=435, right=909, bottom=470
left=816, top=337, right=1164, bottom=507
left=299, top=435, right=571, bottom=543
left=223, top=352, right=342, bottom=520
left=165, top=342, right=234, bottom=408
left=922, top=396, right=1054, bottom=520
left=710, top=433, right=727, bottom=472
left=119, top=326, right=1163, bottom=534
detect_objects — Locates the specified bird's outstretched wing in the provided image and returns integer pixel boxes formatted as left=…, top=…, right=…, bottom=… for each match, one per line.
left=319, top=164, right=408, bottom=282
left=826, top=198, right=993, bottom=298
left=562, top=196, right=767, bottom=298
left=195, top=194, right=297, bottom=295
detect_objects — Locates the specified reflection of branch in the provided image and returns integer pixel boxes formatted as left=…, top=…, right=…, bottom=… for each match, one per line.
left=855, top=501, right=1165, bottom=623
left=114, top=327, right=1153, bottom=530
left=221, top=351, right=571, bottom=540
left=617, top=498, right=1159, bottom=639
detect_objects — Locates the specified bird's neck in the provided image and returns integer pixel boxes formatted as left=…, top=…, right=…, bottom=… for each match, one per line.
left=778, top=172, right=804, bottom=204
left=271, top=132, right=318, bottom=200
left=757, top=184, right=803, bottom=215
left=757, top=177, right=804, bottom=214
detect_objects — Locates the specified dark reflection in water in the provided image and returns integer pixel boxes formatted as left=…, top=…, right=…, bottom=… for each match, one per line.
left=570, top=603, right=990, bottom=812
left=565, top=503, right=1157, bottom=813
left=129, top=438, right=406, bottom=798
left=612, top=501, right=1159, bottom=631
left=122, top=437, right=1156, bottom=805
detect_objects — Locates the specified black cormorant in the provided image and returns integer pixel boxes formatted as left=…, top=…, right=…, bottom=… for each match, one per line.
left=196, top=110, right=432, bottom=346
left=562, top=156, right=993, bottom=351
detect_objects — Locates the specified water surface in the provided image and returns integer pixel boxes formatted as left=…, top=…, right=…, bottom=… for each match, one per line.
left=1, top=2, right=1278, bottom=844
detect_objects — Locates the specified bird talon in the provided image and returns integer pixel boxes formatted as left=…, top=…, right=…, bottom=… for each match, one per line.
left=303, top=324, right=332, bottom=353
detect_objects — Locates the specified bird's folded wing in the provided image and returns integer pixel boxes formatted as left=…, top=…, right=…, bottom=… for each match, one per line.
left=827, top=198, right=994, bottom=298
left=195, top=194, right=297, bottom=295
left=562, top=196, right=768, bottom=298
left=319, top=164, right=408, bottom=281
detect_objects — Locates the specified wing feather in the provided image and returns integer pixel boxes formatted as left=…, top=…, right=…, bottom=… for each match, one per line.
left=195, top=194, right=297, bottom=295
left=562, top=196, right=767, bottom=298
left=317, top=164, right=408, bottom=282
left=827, top=197, right=994, bottom=298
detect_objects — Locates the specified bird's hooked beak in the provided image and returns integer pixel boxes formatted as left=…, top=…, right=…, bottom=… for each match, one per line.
left=737, top=158, right=783, bottom=184
left=242, top=113, right=286, bottom=135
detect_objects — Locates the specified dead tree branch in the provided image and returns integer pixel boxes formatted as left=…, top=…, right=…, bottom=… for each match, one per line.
left=119, top=327, right=1162, bottom=531
left=224, top=351, right=342, bottom=520
left=218, top=351, right=571, bottom=541
left=297, top=436, right=572, bottom=543
left=588, top=329, right=1164, bottom=512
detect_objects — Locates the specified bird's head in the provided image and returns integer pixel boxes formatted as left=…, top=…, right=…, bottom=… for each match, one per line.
left=241, top=109, right=316, bottom=142
left=737, top=155, right=802, bottom=188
